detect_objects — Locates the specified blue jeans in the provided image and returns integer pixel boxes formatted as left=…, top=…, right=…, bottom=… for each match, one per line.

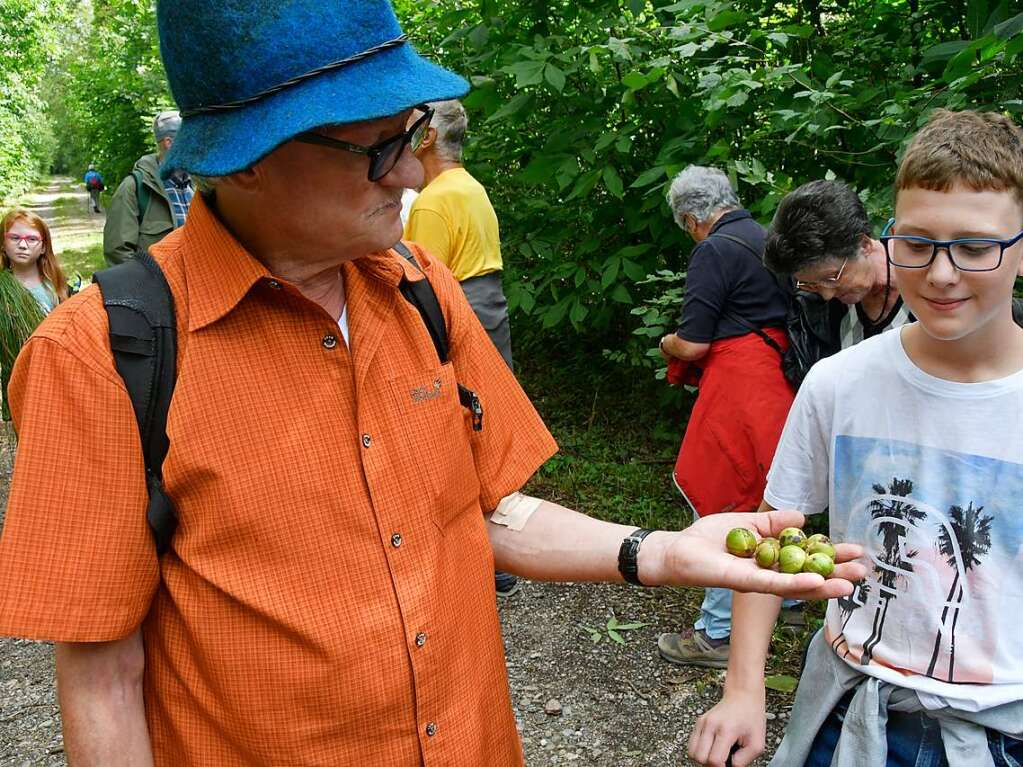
left=805, top=691, right=1023, bottom=767
left=695, top=588, right=800, bottom=640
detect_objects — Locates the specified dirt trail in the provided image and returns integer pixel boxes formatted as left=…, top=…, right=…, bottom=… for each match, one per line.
left=0, top=180, right=793, bottom=766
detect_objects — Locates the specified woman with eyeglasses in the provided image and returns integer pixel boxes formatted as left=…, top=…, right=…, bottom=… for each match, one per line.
left=764, top=180, right=913, bottom=355
left=1, top=208, right=69, bottom=420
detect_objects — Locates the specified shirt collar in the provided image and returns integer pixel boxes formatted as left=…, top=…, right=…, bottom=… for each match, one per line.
left=709, top=208, right=752, bottom=235
left=180, top=194, right=424, bottom=331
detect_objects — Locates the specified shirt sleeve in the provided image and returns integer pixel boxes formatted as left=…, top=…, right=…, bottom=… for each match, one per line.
left=405, top=207, right=453, bottom=269
left=417, top=248, right=558, bottom=513
left=0, top=300, right=159, bottom=642
left=763, top=363, right=833, bottom=515
left=677, top=242, right=731, bottom=342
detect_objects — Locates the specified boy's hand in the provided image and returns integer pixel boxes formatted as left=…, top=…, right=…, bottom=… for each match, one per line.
left=646, top=509, right=866, bottom=599
left=688, top=690, right=767, bottom=767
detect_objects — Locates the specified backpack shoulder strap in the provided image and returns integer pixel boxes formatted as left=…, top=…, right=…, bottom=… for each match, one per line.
left=393, top=242, right=483, bottom=431
left=94, top=250, right=178, bottom=554
left=712, top=231, right=760, bottom=258
left=394, top=241, right=449, bottom=364
left=132, top=169, right=152, bottom=226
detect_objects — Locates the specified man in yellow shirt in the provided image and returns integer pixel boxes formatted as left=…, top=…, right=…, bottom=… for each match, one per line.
left=406, top=100, right=512, bottom=369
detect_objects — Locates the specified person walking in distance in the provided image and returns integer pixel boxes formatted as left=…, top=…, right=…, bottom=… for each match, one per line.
left=103, top=110, right=194, bottom=265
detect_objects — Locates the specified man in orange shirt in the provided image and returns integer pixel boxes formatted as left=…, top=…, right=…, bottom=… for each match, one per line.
left=0, top=1, right=865, bottom=765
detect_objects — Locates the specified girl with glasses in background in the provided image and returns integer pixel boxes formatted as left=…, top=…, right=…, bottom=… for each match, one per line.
left=1, top=208, right=69, bottom=420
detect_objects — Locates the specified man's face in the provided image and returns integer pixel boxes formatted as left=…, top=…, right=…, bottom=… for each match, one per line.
left=891, top=184, right=1023, bottom=342
left=250, top=110, right=424, bottom=263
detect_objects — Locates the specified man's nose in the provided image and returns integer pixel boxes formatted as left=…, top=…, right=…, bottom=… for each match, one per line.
left=381, top=145, right=424, bottom=189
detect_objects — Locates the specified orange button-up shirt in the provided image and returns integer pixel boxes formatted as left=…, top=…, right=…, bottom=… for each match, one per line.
left=0, top=194, right=557, bottom=765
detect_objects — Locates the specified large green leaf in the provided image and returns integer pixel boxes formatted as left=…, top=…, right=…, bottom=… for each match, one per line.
left=603, top=165, right=625, bottom=198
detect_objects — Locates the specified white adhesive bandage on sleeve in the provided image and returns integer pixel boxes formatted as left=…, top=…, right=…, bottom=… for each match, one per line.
left=489, top=492, right=543, bottom=531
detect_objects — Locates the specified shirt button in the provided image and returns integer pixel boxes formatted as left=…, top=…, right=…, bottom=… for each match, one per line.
left=267, top=279, right=282, bottom=290
left=362, top=433, right=372, bottom=448
left=425, top=722, right=437, bottom=737
left=415, top=632, right=427, bottom=647
left=322, top=334, right=338, bottom=349
left=391, top=533, right=402, bottom=548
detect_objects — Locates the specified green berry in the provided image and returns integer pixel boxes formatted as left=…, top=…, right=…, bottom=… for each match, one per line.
left=802, top=552, right=835, bottom=577
left=754, top=539, right=780, bottom=568
left=806, top=540, right=837, bottom=559
left=778, top=527, right=808, bottom=549
left=779, top=545, right=807, bottom=574
left=726, top=527, right=758, bottom=558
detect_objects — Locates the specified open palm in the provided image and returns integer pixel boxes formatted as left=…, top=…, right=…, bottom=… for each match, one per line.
left=666, top=510, right=866, bottom=600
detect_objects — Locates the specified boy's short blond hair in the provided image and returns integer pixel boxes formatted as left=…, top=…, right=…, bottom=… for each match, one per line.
left=895, top=109, right=1023, bottom=209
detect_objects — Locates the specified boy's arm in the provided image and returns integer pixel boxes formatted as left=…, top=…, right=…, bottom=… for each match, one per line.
left=688, top=500, right=782, bottom=767
left=56, top=629, right=155, bottom=766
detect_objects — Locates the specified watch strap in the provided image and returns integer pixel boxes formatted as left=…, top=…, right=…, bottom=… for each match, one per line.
left=618, top=528, right=655, bottom=586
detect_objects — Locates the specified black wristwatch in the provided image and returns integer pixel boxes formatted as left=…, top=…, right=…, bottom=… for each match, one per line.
left=618, top=528, right=655, bottom=586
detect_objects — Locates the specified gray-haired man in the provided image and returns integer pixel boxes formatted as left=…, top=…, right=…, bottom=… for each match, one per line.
left=405, top=99, right=513, bottom=369
left=103, top=110, right=195, bottom=265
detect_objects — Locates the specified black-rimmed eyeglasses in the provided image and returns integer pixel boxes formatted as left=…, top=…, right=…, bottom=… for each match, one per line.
left=294, top=106, right=434, bottom=182
left=881, top=230, right=1023, bottom=272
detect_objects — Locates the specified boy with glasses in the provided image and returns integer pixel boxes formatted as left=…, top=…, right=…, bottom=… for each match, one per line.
left=689, top=108, right=1023, bottom=767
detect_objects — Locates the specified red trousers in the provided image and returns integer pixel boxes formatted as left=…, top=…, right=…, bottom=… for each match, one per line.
left=672, top=329, right=794, bottom=516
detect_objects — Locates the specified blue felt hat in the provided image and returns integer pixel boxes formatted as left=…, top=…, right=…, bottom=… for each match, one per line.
left=157, top=0, right=469, bottom=178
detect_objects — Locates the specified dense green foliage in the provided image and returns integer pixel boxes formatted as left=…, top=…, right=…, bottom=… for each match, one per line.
left=0, top=0, right=170, bottom=201
left=0, top=0, right=70, bottom=201
left=48, top=0, right=171, bottom=186
left=393, top=0, right=1023, bottom=365
left=4, top=0, right=1022, bottom=363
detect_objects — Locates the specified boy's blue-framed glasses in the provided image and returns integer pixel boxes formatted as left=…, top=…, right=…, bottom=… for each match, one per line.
left=880, top=230, right=1023, bottom=272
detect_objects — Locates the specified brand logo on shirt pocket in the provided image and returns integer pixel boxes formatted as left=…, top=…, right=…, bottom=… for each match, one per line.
left=410, top=378, right=443, bottom=403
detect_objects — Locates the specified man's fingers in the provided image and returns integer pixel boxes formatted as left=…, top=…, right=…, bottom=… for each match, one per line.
left=750, top=509, right=806, bottom=538
left=832, top=542, right=863, bottom=562
left=831, top=560, right=868, bottom=582
left=732, top=567, right=856, bottom=600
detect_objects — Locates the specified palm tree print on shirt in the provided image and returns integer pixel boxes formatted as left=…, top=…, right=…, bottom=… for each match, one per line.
left=925, top=502, right=993, bottom=682
left=832, top=580, right=872, bottom=658
left=860, top=477, right=926, bottom=666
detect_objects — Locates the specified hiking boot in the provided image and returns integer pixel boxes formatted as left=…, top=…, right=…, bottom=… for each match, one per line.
left=657, top=628, right=730, bottom=669
left=495, top=571, right=520, bottom=598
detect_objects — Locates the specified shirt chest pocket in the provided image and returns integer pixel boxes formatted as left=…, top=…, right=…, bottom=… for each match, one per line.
left=386, top=362, right=481, bottom=532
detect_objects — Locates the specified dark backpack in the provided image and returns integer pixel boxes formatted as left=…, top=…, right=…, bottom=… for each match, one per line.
left=710, top=231, right=837, bottom=388
left=94, top=242, right=480, bottom=555
left=131, top=169, right=152, bottom=225
left=86, top=174, right=104, bottom=191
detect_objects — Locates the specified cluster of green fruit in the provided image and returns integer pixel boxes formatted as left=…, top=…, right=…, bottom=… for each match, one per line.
left=725, top=528, right=836, bottom=577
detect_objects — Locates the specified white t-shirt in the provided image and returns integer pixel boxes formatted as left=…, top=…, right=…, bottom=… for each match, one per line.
left=765, top=327, right=1023, bottom=712
left=338, top=304, right=349, bottom=347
